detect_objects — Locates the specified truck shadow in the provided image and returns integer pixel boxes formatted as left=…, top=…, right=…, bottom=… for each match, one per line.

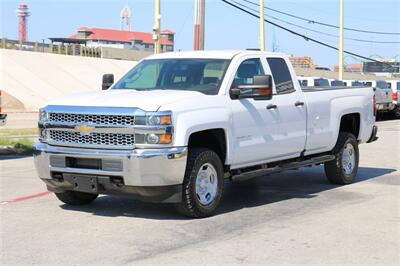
left=60, top=166, right=397, bottom=220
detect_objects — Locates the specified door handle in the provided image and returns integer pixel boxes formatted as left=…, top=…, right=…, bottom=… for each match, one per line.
left=294, top=101, right=305, bottom=107
left=266, top=104, right=278, bottom=110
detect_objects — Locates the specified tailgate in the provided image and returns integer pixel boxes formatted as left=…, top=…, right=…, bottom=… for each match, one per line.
left=375, top=88, right=392, bottom=104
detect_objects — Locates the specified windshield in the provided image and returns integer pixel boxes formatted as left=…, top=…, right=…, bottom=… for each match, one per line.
left=112, top=59, right=230, bottom=95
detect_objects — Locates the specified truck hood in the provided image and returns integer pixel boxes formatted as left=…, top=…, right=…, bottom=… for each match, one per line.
left=45, top=89, right=204, bottom=111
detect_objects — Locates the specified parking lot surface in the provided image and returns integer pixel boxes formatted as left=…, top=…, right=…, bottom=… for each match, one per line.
left=1, top=120, right=399, bottom=265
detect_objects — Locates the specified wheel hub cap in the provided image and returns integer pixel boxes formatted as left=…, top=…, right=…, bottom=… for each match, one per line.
left=195, top=163, right=218, bottom=206
left=342, top=143, right=355, bottom=175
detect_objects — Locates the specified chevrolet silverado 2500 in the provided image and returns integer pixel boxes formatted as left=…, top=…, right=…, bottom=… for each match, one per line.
left=34, top=51, right=378, bottom=217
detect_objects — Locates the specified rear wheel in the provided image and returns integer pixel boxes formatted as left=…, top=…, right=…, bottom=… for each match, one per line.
left=175, top=148, right=224, bottom=218
left=55, top=191, right=98, bottom=205
left=324, top=132, right=359, bottom=185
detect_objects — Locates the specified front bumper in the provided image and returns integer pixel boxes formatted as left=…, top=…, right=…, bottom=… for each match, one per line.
left=33, top=143, right=187, bottom=202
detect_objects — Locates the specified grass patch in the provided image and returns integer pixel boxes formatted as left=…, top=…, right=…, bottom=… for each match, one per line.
left=0, top=128, right=38, bottom=137
left=0, top=137, right=35, bottom=155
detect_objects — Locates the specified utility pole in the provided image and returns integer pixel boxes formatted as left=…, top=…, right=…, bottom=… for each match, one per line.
left=194, top=0, right=205, bottom=50
left=338, top=0, right=344, bottom=80
left=200, top=0, right=205, bottom=50
left=153, top=0, right=161, bottom=54
left=194, top=0, right=200, bottom=50
left=259, top=0, right=265, bottom=51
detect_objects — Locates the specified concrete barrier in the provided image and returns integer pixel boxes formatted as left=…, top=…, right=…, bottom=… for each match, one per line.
left=0, top=49, right=135, bottom=111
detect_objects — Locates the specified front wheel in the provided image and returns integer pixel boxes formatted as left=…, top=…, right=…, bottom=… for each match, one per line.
left=175, top=148, right=224, bottom=218
left=324, top=132, right=359, bottom=185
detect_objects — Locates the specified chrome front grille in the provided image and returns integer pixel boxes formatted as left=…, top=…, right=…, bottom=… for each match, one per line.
left=48, top=130, right=135, bottom=149
left=48, top=113, right=135, bottom=126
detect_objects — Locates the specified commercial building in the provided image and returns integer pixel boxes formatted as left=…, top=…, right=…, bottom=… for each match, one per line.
left=50, top=27, right=175, bottom=52
left=289, top=55, right=316, bottom=69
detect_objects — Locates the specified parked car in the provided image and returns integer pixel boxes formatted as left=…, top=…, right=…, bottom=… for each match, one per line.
left=386, top=80, right=400, bottom=114
left=329, top=79, right=345, bottom=86
left=298, top=77, right=330, bottom=87
left=33, top=51, right=378, bottom=217
left=363, top=80, right=394, bottom=114
left=0, top=90, right=7, bottom=126
left=342, top=80, right=364, bottom=87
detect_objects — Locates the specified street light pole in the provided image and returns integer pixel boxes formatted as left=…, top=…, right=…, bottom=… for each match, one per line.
left=259, top=0, right=265, bottom=51
left=339, top=0, right=344, bottom=80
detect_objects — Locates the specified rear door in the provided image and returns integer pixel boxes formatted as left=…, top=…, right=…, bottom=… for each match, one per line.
left=266, top=57, right=307, bottom=157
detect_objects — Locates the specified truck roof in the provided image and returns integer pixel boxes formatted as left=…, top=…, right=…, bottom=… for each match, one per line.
left=146, top=50, right=288, bottom=60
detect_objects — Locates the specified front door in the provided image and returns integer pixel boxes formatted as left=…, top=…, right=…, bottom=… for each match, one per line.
left=230, top=56, right=307, bottom=168
left=230, top=57, right=280, bottom=167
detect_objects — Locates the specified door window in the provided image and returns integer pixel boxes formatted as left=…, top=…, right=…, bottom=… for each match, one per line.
left=233, top=58, right=265, bottom=87
left=267, top=58, right=295, bottom=94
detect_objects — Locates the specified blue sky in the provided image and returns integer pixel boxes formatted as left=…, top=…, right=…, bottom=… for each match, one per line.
left=1, top=0, right=399, bottom=67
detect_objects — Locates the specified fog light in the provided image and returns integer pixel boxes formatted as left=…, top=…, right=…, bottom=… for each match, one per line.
left=146, top=133, right=160, bottom=144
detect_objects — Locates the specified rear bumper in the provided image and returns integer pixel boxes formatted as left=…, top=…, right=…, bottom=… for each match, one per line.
left=367, top=125, right=378, bottom=143
left=33, top=143, right=187, bottom=202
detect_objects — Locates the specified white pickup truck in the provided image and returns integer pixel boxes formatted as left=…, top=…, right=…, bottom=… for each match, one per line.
left=34, top=51, right=378, bottom=217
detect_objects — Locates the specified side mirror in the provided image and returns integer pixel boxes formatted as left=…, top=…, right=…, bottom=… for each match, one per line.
left=102, top=74, right=114, bottom=90
left=231, top=75, right=273, bottom=100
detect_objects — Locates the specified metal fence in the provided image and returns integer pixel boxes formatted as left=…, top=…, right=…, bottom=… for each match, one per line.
left=0, top=38, right=101, bottom=58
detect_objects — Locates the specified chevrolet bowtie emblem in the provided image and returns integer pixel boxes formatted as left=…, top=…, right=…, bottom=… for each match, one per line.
left=75, top=125, right=94, bottom=135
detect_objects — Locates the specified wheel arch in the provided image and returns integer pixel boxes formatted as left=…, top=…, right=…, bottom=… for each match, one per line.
left=187, top=128, right=229, bottom=169
left=338, top=112, right=361, bottom=140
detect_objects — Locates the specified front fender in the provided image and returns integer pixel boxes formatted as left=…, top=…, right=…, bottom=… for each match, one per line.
left=173, top=107, right=233, bottom=164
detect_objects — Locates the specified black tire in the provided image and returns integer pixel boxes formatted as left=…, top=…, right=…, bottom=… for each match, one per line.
left=55, top=191, right=98, bottom=205
left=175, top=148, right=224, bottom=218
left=324, top=132, right=359, bottom=185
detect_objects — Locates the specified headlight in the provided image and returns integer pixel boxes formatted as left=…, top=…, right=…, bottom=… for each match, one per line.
left=146, top=113, right=172, bottom=125
left=135, top=111, right=173, bottom=145
left=39, top=109, right=49, bottom=122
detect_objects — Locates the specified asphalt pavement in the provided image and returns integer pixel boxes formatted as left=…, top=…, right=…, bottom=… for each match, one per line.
left=0, top=120, right=399, bottom=265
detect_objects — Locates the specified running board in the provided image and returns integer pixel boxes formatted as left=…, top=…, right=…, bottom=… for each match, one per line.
left=231, top=155, right=335, bottom=181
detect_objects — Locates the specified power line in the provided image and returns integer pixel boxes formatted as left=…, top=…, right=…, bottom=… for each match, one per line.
left=231, top=0, right=400, bottom=44
left=221, top=0, right=393, bottom=65
left=241, top=0, right=400, bottom=35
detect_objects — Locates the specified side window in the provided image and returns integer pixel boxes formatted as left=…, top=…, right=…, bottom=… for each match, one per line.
left=233, top=58, right=264, bottom=87
left=266, top=58, right=295, bottom=94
